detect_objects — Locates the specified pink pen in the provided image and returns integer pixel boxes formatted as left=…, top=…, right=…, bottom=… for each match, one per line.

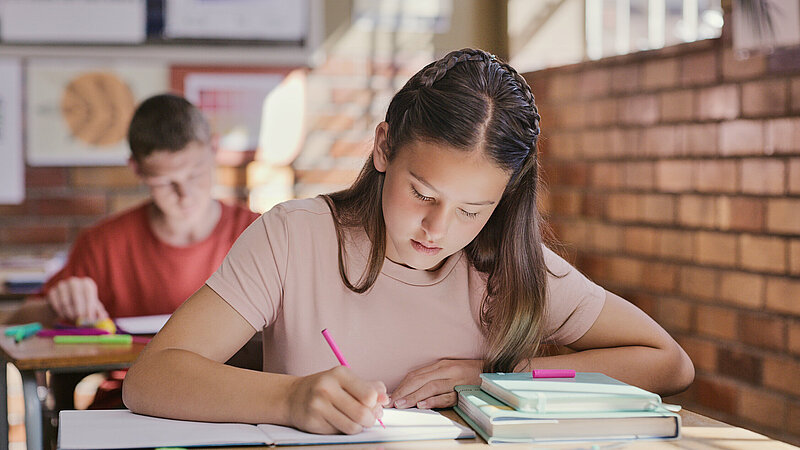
left=321, top=328, right=385, bottom=429
left=532, top=369, right=576, bottom=378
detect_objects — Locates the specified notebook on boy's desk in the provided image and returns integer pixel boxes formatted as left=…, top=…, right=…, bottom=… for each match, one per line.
left=58, top=408, right=475, bottom=449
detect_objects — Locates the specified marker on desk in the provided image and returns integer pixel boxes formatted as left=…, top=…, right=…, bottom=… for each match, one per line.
left=532, top=369, right=576, bottom=378
left=321, top=328, right=385, bottom=429
left=5, top=322, right=43, bottom=343
left=54, top=334, right=133, bottom=345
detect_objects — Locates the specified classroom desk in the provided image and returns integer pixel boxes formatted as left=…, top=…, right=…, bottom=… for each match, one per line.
left=0, top=327, right=146, bottom=450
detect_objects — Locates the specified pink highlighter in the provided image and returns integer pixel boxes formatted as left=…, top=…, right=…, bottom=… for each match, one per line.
left=532, top=369, right=576, bottom=378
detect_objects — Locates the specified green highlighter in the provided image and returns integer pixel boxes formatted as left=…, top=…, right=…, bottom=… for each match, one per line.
left=54, top=334, right=133, bottom=345
left=5, top=322, right=43, bottom=342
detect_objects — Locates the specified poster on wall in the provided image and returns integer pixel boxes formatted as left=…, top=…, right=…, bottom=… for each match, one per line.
left=0, top=58, right=24, bottom=204
left=164, top=0, right=307, bottom=41
left=27, top=60, right=168, bottom=166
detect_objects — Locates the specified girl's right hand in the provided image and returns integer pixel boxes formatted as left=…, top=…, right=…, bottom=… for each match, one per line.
left=286, top=366, right=390, bottom=435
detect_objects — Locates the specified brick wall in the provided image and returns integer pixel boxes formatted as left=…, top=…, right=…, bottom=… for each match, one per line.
left=526, top=37, right=800, bottom=444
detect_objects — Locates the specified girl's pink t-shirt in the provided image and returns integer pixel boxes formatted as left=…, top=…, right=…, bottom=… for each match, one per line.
left=207, top=197, right=605, bottom=391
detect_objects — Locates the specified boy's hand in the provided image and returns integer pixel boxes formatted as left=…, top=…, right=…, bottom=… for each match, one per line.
left=286, top=366, right=389, bottom=435
left=45, top=276, right=109, bottom=322
left=389, top=359, right=482, bottom=409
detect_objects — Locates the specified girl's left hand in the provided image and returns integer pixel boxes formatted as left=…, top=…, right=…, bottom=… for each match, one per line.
left=389, top=359, right=482, bottom=409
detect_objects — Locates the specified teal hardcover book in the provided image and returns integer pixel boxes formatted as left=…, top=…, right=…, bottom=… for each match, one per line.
left=480, top=372, right=663, bottom=413
left=454, top=385, right=680, bottom=444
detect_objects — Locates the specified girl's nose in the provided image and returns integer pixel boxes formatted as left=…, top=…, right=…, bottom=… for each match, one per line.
left=421, top=207, right=449, bottom=242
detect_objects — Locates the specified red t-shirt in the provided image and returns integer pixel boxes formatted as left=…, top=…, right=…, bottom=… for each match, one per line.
left=43, top=201, right=260, bottom=318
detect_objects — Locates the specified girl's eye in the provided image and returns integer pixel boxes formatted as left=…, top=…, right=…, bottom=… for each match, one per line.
left=411, top=187, right=434, bottom=202
left=460, top=209, right=479, bottom=219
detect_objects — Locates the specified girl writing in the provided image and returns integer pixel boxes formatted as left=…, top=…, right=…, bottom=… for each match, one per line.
left=123, top=48, right=694, bottom=435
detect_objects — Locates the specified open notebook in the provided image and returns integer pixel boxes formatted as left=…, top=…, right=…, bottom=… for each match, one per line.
left=59, top=408, right=475, bottom=449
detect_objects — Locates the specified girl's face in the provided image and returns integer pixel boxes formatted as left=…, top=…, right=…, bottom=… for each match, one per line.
left=373, top=123, right=511, bottom=271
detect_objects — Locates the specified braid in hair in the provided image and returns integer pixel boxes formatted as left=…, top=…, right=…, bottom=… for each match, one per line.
left=495, top=60, right=541, bottom=137
left=418, top=48, right=493, bottom=88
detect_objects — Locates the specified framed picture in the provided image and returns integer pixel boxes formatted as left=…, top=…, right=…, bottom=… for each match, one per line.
left=27, top=59, right=168, bottom=166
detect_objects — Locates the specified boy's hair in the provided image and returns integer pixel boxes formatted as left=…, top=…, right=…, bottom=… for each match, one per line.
left=325, top=48, right=548, bottom=374
left=127, top=93, right=211, bottom=161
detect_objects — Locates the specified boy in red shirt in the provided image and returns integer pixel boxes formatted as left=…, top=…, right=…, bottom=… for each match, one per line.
left=8, top=94, right=260, bottom=409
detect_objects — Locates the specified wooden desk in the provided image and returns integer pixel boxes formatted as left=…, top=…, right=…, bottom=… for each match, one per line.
left=0, top=327, right=146, bottom=450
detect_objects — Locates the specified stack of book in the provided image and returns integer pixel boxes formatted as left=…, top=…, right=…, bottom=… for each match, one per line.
left=454, top=372, right=681, bottom=444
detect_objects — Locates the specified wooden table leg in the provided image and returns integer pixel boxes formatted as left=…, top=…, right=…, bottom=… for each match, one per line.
left=20, top=370, right=43, bottom=450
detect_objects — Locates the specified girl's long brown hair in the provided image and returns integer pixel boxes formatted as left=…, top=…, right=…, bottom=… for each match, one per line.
left=324, top=48, right=547, bottom=372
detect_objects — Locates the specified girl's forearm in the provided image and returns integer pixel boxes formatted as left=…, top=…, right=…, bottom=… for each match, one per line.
left=515, top=345, right=694, bottom=396
left=123, top=348, right=297, bottom=424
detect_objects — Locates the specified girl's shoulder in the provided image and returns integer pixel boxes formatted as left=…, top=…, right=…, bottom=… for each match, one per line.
left=270, top=196, right=332, bottom=216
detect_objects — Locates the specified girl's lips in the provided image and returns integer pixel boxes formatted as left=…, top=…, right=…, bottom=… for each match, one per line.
left=411, top=239, right=442, bottom=255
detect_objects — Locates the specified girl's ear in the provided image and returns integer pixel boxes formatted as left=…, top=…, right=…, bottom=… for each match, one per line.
left=128, top=157, right=143, bottom=177
left=372, top=122, right=390, bottom=173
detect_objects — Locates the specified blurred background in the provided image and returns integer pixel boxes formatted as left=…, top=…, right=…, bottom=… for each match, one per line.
left=0, top=0, right=798, bottom=447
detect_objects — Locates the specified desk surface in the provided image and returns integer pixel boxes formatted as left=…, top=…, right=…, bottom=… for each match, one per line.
left=0, top=326, right=146, bottom=370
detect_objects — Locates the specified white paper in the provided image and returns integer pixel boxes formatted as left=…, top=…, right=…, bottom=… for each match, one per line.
left=60, top=408, right=474, bottom=449
left=0, top=0, right=146, bottom=43
left=114, top=314, right=171, bottom=335
left=165, top=0, right=307, bottom=41
left=0, top=58, right=24, bottom=204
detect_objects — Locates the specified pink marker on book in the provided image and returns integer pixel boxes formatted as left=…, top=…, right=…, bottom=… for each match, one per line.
left=321, top=328, right=385, bottom=429
left=532, top=369, right=576, bottom=378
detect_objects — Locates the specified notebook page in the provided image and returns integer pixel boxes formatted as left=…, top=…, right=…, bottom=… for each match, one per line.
left=257, top=408, right=475, bottom=445
left=59, top=410, right=268, bottom=449
left=114, top=314, right=170, bottom=334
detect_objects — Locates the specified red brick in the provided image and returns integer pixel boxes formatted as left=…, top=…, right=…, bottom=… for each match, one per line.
left=766, top=118, right=800, bottom=154
left=697, top=85, right=739, bottom=120
left=791, top=240, right=800, bottom=276
left=793, top=77, right=800, bottom=112
left=766, top=277, right=800, bottom=316
left=313, top=114, right=356, bottom=132
left=789, top=401, right=800, bottom=441
left=738, top=385, right=787, bottom=429
left=719, top=270, right=765, bottom=309
left=678, top=195, right=717, bottom=228
left=215, top=166, right=247, bottom=187
left=719, top=120, right=764, bottom=156
left=588, top=222, right=622, bottom=252
left=330, top=87, right=373, bottom=106
left=624, top=226, right=658, bottom=255
left=767, top=199, right=800, bottom=234
left=579, top=68, right=610, bottom=98
left=681, top=51, right=717, bottom=86
left=642, top=125, right=685, bottom=157
left=547, top=162, right=590, bottom=187
left=610, top=64, right=640, bottom=93
left=660, top=90, right=694, bottom=122
left=656, top=160, right=693, bottom=192
left=0, top=202, right=32, bottom=216
left=658, top=297, right=691, bottom=331
left=545, top=132, right=580, bottom=160
left=623, top=161, right=655, bottom=190
left=742, top=79, right=788, bottom=117
left=606, top=193, right=639, bottom=222
left=591, top=162, right=623, bottom=189
left=612, top=128, right=641, bottom=158
left=722, top=48, right=767, bottom=80
left=658, top=229, right=694, bottom=261
left=693, top=375, right=738, bottom=415
left=110, top=194, right=149, bottom=214
left=717, top=196, right=764, bottom=232
left=294, top=168, right=360, bottom=185
left=619, top=95, right=659, bottom=126
left=740, top=158, right=786, bottom=195
left=790, top=158, right=800, bottom=194
left=580, top=130, right=607, bottom=160
left=740, top=313, right=785, bottom=350
left=684, top=123, right=718, bottom=156
left=643, top=58, right=679, bottom=90
left=33, top=195, right=107, bottom=216
left=581, top=192, right=606, bottom=218
left=677, top=336, right=717, bottom=372
left=694, top=160, right=737, bottom=193
left=695, top=231, right=737, bottom=267
left=696, top=304, right=737, bottom=339
left=608, top=256, right=644, bottom=286
left=764, top=356, right=800, bottom=395
left=790, top=320, right=800, bottom=356
left=25, top=167, right=68, bottom=187
left=740, top=234, right=787, bottom=273
left=680, top=266, right=718, bottom=299
left=641, top=194, right=675, bottom=224
left=643, top=262, right=678, bottom=293
left=550, top=72, right=580, bottom=101
left=584, top=98, right=618, bottom=127
left=558, top=222, right=588, bottom=247
left=0, top=225, right=69, bottom=244
left=71, top=167, right=139, bottom=188
left=718, top=347, right=763, bottom=384
left=549, top=190, right=582, bottom=216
